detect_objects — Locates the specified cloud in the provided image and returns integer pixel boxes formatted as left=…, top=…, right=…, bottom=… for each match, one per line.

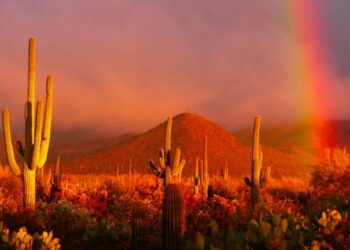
left=318, top=0, right=350, bottom=78
left=0, top=0, right=349, bottom=136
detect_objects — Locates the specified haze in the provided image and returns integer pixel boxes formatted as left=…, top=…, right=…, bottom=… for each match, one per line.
left=1, top=0, right=350, bottom=137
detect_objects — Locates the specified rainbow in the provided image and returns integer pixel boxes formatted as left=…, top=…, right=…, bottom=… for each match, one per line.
left=281, top=1, right=334, bottom=158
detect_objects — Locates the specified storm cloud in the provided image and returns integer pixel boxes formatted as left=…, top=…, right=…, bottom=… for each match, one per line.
left=0, top=0, right=349, bottom=136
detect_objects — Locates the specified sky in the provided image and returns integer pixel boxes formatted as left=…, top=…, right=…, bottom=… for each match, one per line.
left=0, top=0, right=350, bottom=137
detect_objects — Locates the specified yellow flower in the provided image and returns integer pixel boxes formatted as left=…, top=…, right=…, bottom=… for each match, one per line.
left=318, top=212, right=328, bottom=227
left=330, top=210, right=341, bottom=223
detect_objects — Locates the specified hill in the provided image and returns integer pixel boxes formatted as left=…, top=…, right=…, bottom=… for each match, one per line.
left=58, top=113, right=312, bottom=178
left=233, top=120, right=350, bottom=154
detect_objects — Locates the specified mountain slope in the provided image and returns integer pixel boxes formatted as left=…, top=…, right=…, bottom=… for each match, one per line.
left=60, top=113, right=311, bottom=178
left=233, top=120, right=350, bottom=153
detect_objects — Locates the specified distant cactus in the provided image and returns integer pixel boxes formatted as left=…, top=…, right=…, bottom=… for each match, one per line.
left=2, top=38, right=54, bottom=210
left=149, top=117, right=186, bottom=188
left=129, top=158, right=133, bottom=187
left=54, top=156, right=62, bottom=187
left=207, top=185, right=214, bottom=200
left=50, top=156, right=62, bottom=202
left=193, top=157, right=200, bottom=195
left=131, top=210, right=147, bottom=250
left=221, top=160, right=229, bottom=182
left=46, top=166, right=52, bottom=187
left=201, top=136, right=209, bottom=196
left=244, top=116, right=271, bottom=209
left=162, top=184, right=185, bottom=250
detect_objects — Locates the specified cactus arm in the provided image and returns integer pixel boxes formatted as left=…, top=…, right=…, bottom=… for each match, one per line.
left=178, top=159, right=185, bottom=174
left=149, top=160, right=162, bottom=177
left=244, top=177, right=252, bottom=187
left=175, top=159, right=186, bottom=182
left=160, top=148, right=165, bottom=159
left=16, top=141, right=25, bottom=157
left=38, top=76, right=53, bottom=168
left=27, top=38, right=36, bottom=141
left=30, top=101, right=44, bottom=170
left=159, top=156, right=166, bottom=169
left=172, top=149, right=181, bottom=175
left=2, top=109, right=21, bottom=176
left=165, top=117, right=172, bottom=152
left=252, top=116, right=261, bottom=161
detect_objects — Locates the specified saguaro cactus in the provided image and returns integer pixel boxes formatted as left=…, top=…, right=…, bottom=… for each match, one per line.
left=128, top=158, right=132, bottom=187
left=50, top=156, right=62, bottom=202
left=149, top=117, right=186, bottom=188
left=131, top=210, right=147, bottom=250
left=162, top=184, right=185, bottom=250
left=221, top=160, right=229, bottom=182
left=244, top=116, right=271, bottom=209
left=193, top=157, right=200, bottom=195
left=201, top=136, right=209, bottom=196
left=2, top=38, right=53, bottom=210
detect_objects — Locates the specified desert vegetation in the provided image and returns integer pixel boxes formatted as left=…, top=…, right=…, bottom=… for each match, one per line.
left=0, top=39, right=349, bottom=250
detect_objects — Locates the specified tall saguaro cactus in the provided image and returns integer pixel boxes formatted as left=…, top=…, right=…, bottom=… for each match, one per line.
left=50, top=156, right=62, bottom=202
left=193, top=157, right=200, bottom=195
left=162, top=184, right=185, bottom=250
left=2, top=38, right=53, bottom=210
left=244, top=116, right=271, bottom=209
left=201, top=136, right=209, bottom=196
left=149, top=117, right=186, bottom=188
left=131, top=210, right=147, bottom=250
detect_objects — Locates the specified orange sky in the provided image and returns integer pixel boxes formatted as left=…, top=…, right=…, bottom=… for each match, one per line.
left=0, top=1, right=350, bottom=137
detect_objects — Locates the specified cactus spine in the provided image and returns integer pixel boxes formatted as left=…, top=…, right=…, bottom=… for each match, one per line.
left=162, top=184, right=185, bottom=250
left=149, top=117, right=186, bottom=188
left=1, top=38, right=53, bottom=210
left=244, top=116, right=271, bottom=209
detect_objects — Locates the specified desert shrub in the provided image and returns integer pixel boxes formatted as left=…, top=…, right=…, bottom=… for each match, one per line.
left=1, top=170, right=350, bottom=249
left=311, top=147, right=350, bottom=196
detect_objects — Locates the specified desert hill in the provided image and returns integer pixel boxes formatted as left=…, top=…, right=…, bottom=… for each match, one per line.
left=233, top=120, right=350, bottom=154
left=58, top=113, right=312, bottom=178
